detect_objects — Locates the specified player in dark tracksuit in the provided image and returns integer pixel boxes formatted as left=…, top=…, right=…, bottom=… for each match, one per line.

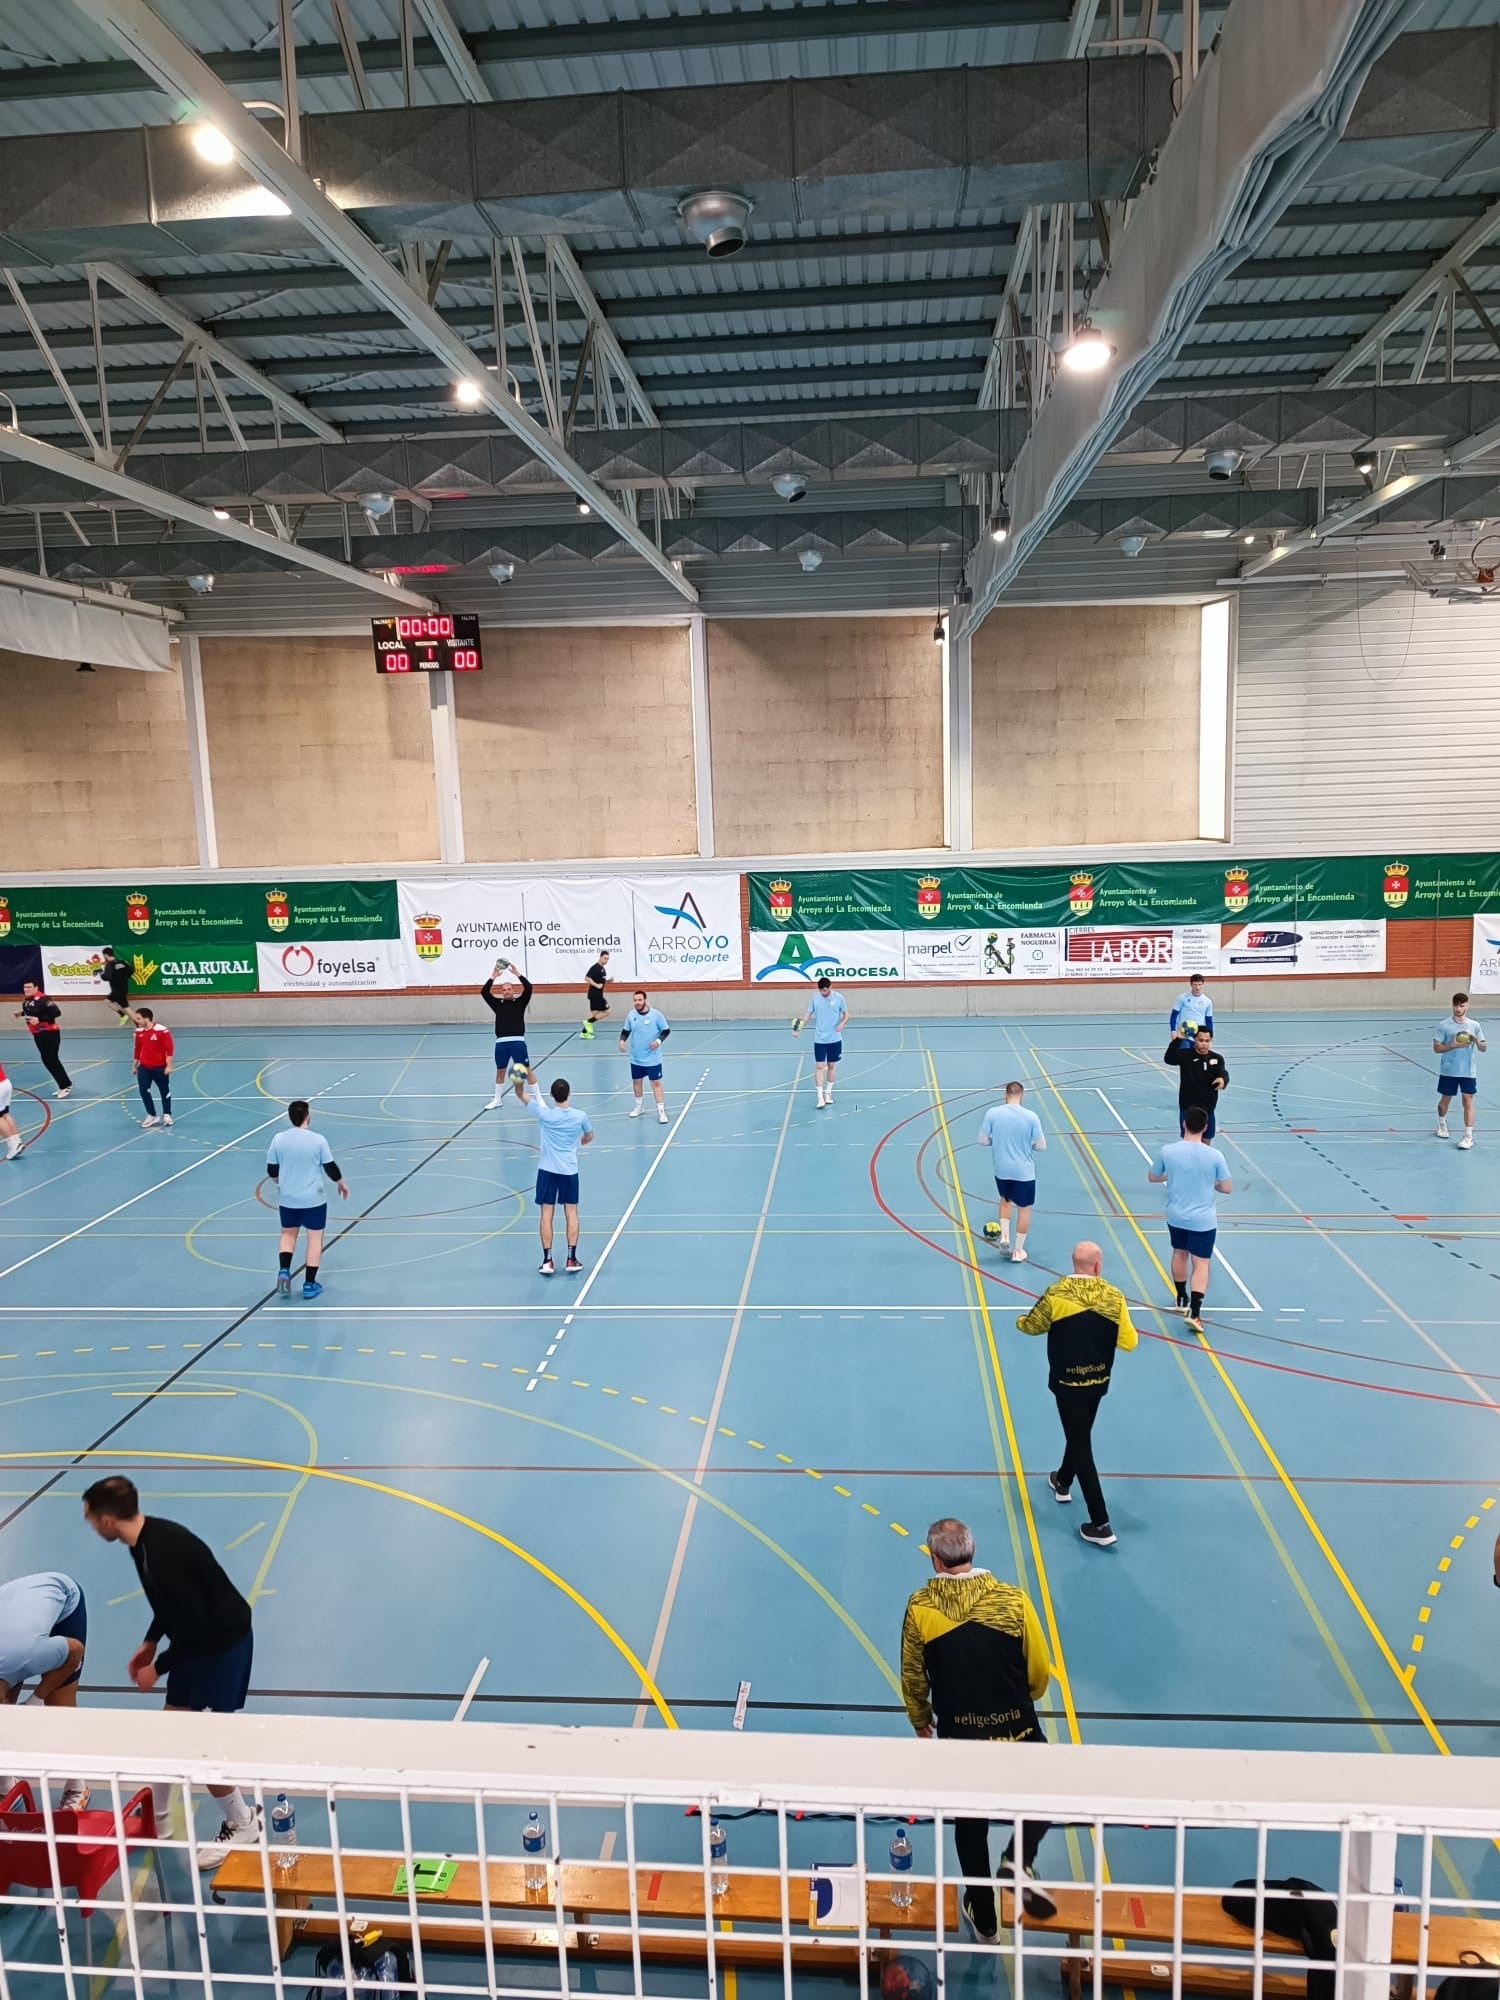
left=15, top=984, right=70, bottom=1096
left=94, top=947, right=132, bottom=1025
left=482, top=961, right=534, bottom=1109
left=1164, top=1027, right=1229, bottom=1140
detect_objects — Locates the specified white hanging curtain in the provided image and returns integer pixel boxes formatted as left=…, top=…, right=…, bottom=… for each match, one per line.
left=0, top=579, right=174, bottom=672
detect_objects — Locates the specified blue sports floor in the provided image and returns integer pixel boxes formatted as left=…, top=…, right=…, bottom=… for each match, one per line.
left=2, top=1008, right=1499, bottom=1965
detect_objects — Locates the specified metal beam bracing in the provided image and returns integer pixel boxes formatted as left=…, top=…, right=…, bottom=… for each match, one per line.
left=0, top=423, right=433, bottom=607
left=70, top=0, right=695, bottom=605
left=84, top=262, right=344, bottom=443
left=411, top=0, right=491, bottom=104
left=1318, top=194, right=1500, bottom=388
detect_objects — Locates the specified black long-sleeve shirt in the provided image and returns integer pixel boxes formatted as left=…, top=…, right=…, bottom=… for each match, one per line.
left=1164, top=1040, right=1229, bottom=1111
left=481, top=973, right=533, bottom=1039
left=95, top=960, right=130, bottom=1005
left=20, top=996, right=62, bottom=1035
left=131, top=1516, right=252, bottom=1660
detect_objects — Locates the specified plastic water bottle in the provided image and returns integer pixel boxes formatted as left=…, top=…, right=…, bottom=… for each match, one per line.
left=1394, top=1877, right=1409, bottom=1914
left=889, top=1828, right=914, bottom=1910
left=709, top=1821, right=729, bottom=1900
left=270, top=1795, right=297, bottom=1877
left=522, top=1811, right=547, bottom=1895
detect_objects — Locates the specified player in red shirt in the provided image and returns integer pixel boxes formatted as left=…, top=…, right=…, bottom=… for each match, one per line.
left=0, top=1060, right=20, bottom=1160
left=132, top=1008, right=174, bottom=1129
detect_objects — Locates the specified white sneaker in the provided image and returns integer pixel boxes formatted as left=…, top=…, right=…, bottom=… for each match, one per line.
left=815, top=1091, right=826, bottom=1108
left=195, top=1806, right=262, bottom=1872
left=3, top=1139, right=19, bottom=1161
left=162, top=1114, right=173, bottom=1127
left=1459, top=1131, right=1474, bottom=1149
left=1010, top=1245, right=1028, bottom=1264
left=657, top=1106, right=669, bottom=1124
left=1437, top=1118, right=1450, bottom=1138
left=629, top=1102, right=643, bottom=1118
left=486, top=1093, right=503, bottom=1110
left=55, top=1087, right=71, bottom=1099
left=59, top=1786, right=90, bottom=1813
left=141, top=1115, right=159, bottom=1128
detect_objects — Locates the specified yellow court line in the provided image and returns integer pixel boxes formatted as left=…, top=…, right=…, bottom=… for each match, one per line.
left=923, top=1047, right=1080, bottom=1746
left=1025, top=1045, right=1453, bottom=1760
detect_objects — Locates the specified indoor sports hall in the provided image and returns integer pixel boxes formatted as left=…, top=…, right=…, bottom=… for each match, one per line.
left=3, top=3, right=1500, bottom=1999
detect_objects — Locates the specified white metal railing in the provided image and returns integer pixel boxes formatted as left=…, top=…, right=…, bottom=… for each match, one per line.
left=0, top=1709, right=1498, bottom=2000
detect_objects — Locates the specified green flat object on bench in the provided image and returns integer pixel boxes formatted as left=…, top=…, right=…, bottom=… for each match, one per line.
left=393, top=1860, right=458, bottom=1895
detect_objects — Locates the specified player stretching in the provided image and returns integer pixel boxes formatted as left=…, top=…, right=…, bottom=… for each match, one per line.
left=482, top=959, right=533, bottom=1109
left=1435, top=991, right=1486, bottom=1148
left=621, top=990, right=670, bottom=1123
left=132, top=1008, right=173, bottom=1128
left=581, top=951, right=611, bottom=1038
left=0, top=1060, right=22, bottom=1160
left=1148, top=1107, right=1232, bottom=1331
left=979, top=1081, right=1046, bottom=1262
left=514, top=1071, right=593, bottom=1275
left=94, top=946, right=132, bottom=1026
left=1169, top=973, right=1213, bottom=1042
left=795, top=975, right=848, bottom=1108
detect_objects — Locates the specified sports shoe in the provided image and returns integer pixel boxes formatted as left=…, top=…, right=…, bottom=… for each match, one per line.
left=276, top=1271, right=291, bottom=1298
left=1047, top=1471, right=1071, bottom=1504
left=162, top=1114, right=173, bottom=1127
left=816, top=1091, right=826, bottom=1108
left=301, top=1280, right=323, bottom=1300
left=117, top=1013, right=131, bottom=1028
left=1010, top=1245, right=1028, bottom=1264
left=581, top=1021, right=594, bottom=1038
left=999, top=1859, right=1059, bottom=1923
left=657, top=1106, right=669, bottom=1124
left=141, top=1115, right=159, bottom=1128
left=538, top=1257, right=555, bottom=1276
left=486, top=1093, right=504, bottom=1110
left=629, top=1102, right=643, bottom=1118
left=3, top=1138, right=20, bottom=1161
left=55, top=1087, right=71, bottom=1099
left=961, top=1893, right=999, bottom=1943
left=58, top=1786, right=90, bottom=1813
left=1460, top=1131, right=1474, bottom=1149
left=1184, top=1311, right=1204, bottom=1332
left=1437, top=1118, right=1450, bottom=1138
left=565, top=1256, right=583, bottom=1275
left=1079, top=1520, right=1117, bottom=1549
left=196, top=1808, right=262, bottom=1872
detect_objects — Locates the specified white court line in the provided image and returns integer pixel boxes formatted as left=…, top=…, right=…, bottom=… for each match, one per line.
left=0, top=1072, right=355, bottom=1284
left=1093, top=1087, right=1262, bottom=1312
left=453, top=1656, right=489, bottom=1721
left=523, top=1070, right=709, bottom=1391
left=0, top=1301, right=996, bottom=1315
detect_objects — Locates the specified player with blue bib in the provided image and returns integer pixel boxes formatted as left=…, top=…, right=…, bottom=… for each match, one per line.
left=795, top=975, right=849, bottom=1109
left=978, top=1081, right=1047, bottom=1262
left=1434, top=990, right=1487, bottom=1149
left=620, top=990, right=672, bottom=1124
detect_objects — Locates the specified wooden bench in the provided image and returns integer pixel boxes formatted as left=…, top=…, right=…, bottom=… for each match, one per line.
left=211, top=1850, right=960, bottom=1972
left=999, top=1885, right=1500, bottom=2000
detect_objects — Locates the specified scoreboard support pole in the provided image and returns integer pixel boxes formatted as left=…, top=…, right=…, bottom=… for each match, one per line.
left=429, top=670, right=466, bottom=865
left=179, top=632, right=220, bottom=870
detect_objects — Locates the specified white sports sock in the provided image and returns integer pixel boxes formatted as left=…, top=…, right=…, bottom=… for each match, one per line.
left=218, top=1789, right=254, bottom=1830
left=1014, top=1233, right=1027, bottom=1255
left=999, top=1222, right=1011, bottom=1244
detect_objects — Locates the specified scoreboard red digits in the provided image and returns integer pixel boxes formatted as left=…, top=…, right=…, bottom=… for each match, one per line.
left=371, top=613, right=483, bottom=675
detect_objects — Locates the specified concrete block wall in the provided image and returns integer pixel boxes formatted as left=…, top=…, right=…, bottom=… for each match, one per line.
left=0, top=649, right=196, bottom=870
left=456, top=625, right=695, bottom=861
left=198, top=637, right=438, bottom=867
left=707, top=617, right=943, bottom=854
left=970, top=604, right=1202, bottom=847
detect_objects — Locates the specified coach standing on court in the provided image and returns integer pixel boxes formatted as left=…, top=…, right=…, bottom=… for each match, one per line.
left=1164, top=1024, right=1228, bottom=1139
left=15, top=981, right=71, bottom=1097
left=1016, top=1241, right=1137, bottom=1548
left=132, top=1007, right=173, bottom=1128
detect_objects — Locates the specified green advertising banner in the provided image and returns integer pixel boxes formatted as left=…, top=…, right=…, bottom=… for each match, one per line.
left=0, top=879, right=398, bottom=945
left=133, top=950, right=260, bottom=996
left=749, top=853, right=1500, bottom=931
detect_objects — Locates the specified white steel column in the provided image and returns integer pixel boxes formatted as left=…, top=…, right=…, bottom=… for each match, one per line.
left=689, top=613, right=715, bottom=858
left=177, top=632, right=219, bottom=869
left=428, top=671, right=465, bottom=864
left=943, top=625, right=973, bottom=851
left=1343, top=1825, right=1397, bottom=2000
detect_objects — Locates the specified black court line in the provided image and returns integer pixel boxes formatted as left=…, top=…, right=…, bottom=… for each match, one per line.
left=0, top=1028, right=578, bottom=1536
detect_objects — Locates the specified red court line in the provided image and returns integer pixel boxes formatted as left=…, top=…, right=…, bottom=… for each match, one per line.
left=16, top=1088, right=52, bottom=1153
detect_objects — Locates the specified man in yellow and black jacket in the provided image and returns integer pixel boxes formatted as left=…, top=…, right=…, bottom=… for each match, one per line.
left=1016, top=1239, right=1137, bottom=1549
left=900, top=1517, right=1057, bottom=1941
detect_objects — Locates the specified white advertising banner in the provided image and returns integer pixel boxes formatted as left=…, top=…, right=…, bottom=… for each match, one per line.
left=902, top=927, right=1063, bottom=982
left=1059, top=924, right=1220, bottom=980
left=1219, top=919, right=1386, bottom=976
left=36, top=941, right=111, bottom=995
left=750, top=929, right=904, bottom=984
left=398, top=876, right=743, bottom=985
left=256, top=939, right=409, bottom=993
left=1470, top=915, right=1500, bottom=994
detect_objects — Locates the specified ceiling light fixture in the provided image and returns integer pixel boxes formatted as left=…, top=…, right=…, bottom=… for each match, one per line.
left=359, top=491, right=394, bottom=519
left=192, top=123, right=235, bottom=165
left=488, top=561, right=515, bottom=583
left=677, top=190, right=754, bottom=259
left=453, top=380, right=483, bottom=407
left=575, top=497, right=592, bottom=516
left=1060, top=319, right=1114, bottom=373
left=932, top=617, right=946, bottom=645
left=771, top=473, right=808, bottom=503
left=187, top=573, right=215, bottom=593
left=798, top=550, right=823, bottom=573
left=988, top=499, right=1011, bottom=544
left=1352, top=447, right=1376, bottom=479
left=211, top=507, right=231, bottom=521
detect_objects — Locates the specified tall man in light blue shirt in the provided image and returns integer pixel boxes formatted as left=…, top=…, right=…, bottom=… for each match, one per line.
left=978, top=1081, right=1046, bottom=1263
left=796, top=975, right=849, bottom=1109
left=620, top=989, right=672, bottom=1124
left=514, top=1071, right=594, bottom=1275
left=1147, top=1106, right=1232, bottom=1331
left=265, top=1099, right=349, bottom=1301
left=1169, top=974, right=1213, bottom=1041
left=1434, top=990, right=1487, bottom=1149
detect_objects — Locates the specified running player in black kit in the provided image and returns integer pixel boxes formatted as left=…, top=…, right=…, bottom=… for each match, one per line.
left=94, top=946, right=132, bottom=1026
left=581, top=950, right=610, bottom=1038
left=482, top=959, right=534, bottom=1109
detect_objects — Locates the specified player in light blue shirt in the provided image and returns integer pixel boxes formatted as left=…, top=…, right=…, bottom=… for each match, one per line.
left=795, top=976, right=849, bottom=1109
left=1147, top=1105, right=1232, bottom=1330
left=1169, top=975, right=1213, bottom=1041
left=620, top=990, right=672, bottom=1124
left=265, top=1100, right=349, bottom=1301
left=0, top=1570, right=91, bottom=1808
left=1433, top=990, right=1487, bottom=1148
left=978, top=1082, right=1046, bottom=1262
left=514, top=1072, right=594, bottom=1275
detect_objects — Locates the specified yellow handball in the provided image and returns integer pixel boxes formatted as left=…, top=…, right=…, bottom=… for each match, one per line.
left=983, top=1220, right=1003, bottom=1240
left=1455, top=1031, right=1473, bottom=1046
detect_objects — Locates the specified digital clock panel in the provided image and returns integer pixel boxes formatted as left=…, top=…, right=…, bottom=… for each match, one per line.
left=372, top=614, right=483, bottom=674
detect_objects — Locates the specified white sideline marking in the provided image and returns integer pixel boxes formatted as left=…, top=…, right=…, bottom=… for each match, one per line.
left=454, top=1656, right=489, bottom=1722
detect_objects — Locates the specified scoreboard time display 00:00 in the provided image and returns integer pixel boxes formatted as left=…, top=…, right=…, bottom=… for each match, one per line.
left=371, top=614, right=483, bottom=674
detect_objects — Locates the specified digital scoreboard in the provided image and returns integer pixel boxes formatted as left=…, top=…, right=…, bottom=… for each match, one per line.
left=371, top=614, right=483, bottom=675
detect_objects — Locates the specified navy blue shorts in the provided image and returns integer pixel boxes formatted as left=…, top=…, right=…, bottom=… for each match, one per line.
left=630, top=1062, right=663, bottom=1082
left=995, top=1177, right=1036, bottom=1207
left=279, top=1203, right=327, bottom=1232
left=51, top=1589, right=86, bottom=1689
left=813, top=1040, right=843, bottom=1064
left=495, top=1038, right=529, bottom=1070
left=1168, top=1224, right=1217, bottom=1259
left=535, top=1168, right=580, bottom=1208
left=164, top=1632, right=253, bottom=1714
left=1440, top=1075, right=1477, bottom=1096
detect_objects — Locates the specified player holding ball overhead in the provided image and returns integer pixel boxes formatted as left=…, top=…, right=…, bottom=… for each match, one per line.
left=1169, top=973, right=1213, bottom=1041
left=482, top=958, right=533, bottom=1109
left=1434, top=991, right=1486, bottom=1149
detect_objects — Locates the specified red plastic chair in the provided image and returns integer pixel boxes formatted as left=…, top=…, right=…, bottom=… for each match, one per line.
left=0, top=1779, right=159, bottom=1918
